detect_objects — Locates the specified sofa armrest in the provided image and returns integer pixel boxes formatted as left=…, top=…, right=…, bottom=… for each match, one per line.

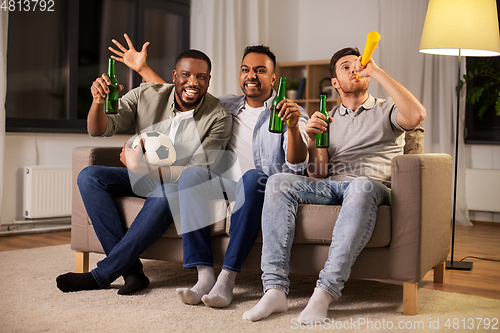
left=389, top=153, right=452, bottom=282
left=71, top=147, right=122, bottom=252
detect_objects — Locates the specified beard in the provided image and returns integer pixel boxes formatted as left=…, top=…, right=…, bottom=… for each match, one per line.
left=175, top=86, right=202, bottom=111
left=337, top=78, right=369, bottom=96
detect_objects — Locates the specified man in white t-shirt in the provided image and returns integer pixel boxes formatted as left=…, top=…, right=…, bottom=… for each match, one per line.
left=109, top=37, right=308, bottom=307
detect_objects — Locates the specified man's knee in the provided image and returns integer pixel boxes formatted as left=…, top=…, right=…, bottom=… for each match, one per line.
left=345, top=177, right=389, bottom=206
left=77, top=165, right=101, bottom=190
left=241, top=169, right=268, bottom=193
left=265, top=173, right=300, bottom=196
left=348, top=177, right=377, bottom=194
left=178, top=166, right=210, bottom=190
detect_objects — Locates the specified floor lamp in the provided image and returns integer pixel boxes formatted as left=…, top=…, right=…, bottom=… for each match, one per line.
left=419, top=0, right=500, bottom=270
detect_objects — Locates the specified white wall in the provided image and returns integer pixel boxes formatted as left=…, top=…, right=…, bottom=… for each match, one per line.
left=268, top=0, right=381, bottom=96
left=466, top=144, right=500, bottom=222
left=2, top=133, right=129, bottom=223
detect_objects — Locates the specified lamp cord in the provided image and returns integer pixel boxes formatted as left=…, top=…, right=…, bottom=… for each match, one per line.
left=459, top=256, right=500, bottom=263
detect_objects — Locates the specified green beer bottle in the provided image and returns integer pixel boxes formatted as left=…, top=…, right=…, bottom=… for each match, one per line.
left=316, top=95, right=329, bottom=148
left=105, top=58, right=119, bottom=114
left=269, top=77, right=286, bottom=133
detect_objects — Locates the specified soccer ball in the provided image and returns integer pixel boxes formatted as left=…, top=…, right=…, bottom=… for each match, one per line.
left=132, top=131, right=176, bottom=166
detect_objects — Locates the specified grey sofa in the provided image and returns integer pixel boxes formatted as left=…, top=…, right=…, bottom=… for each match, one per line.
left=71, top=128, right=452, bottom=315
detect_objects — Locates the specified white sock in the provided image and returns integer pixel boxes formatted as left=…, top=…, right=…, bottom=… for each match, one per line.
left=297, top=287, right=333, bottom=324
left=201, top=269, right=237, bottom=308
left=176, top=265, right=215, bottom=305
left=242, top=288, right=288, bottom=322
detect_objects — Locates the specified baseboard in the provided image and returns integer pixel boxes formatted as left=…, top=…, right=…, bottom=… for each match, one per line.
left=471, top=220, right=500, bottom=227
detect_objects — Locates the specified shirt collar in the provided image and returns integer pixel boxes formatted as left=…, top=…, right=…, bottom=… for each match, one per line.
left=235, top=89, right=277, bottom=114
left=338, top=94, right=376, bottom=116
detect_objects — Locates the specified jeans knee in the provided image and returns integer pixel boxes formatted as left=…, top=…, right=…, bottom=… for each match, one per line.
left=348, top=177, right=377, bottom=195
left=77, top=165, right=100, bottom=190
left=178, top=166, right=210, bottom=190
left=266, top=173, right=298, bottom=193
left=240, top=169, right=268, bottom=193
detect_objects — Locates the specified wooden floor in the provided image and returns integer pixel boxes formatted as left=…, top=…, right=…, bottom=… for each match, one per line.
left=1, top=223, right=499, bottom=300
left=420, top=222, right=500, bottom=300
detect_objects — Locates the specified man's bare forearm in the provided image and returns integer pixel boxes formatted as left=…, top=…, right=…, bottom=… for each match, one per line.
left=87, top=100, right=108, bottom=136
left=286, top=126, right=308, bottom=164
left=306, top=138, right=330, bottom=178
left=138, top=65, right=167, bottom=84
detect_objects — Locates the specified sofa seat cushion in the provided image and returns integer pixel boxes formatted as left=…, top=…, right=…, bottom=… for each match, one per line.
left=226, top=203, right=391, bottom=248
left=115, top=197, right=228, bottom=237
left=294, top=204, right=391, bottom=248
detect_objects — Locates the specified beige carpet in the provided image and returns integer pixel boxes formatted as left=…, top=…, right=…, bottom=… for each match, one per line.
left=0, top=245, right=499, bottom=333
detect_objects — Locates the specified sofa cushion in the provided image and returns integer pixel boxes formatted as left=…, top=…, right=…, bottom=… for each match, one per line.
left=294, top=204, right=391, bottom=248
left=115, top=197, right=227, bottom=237
left=226, top=202, right=391, bottom=248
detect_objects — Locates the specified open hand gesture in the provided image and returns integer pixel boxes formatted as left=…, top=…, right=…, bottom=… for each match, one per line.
left=109, top=33, right=149, bottom=73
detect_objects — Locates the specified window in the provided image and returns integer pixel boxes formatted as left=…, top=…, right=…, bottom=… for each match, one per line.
left=464, top=56, right=500, bottom=144
left=6, top=0, right=190, bottom=133
left=464, top=0, right=500, bottom=144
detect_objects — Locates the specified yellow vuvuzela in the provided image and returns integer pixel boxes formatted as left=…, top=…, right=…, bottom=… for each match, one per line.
left=356, top=31, right=381, bottom=79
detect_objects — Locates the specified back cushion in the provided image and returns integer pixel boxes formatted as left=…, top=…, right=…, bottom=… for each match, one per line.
left=404, top=126, right=424, bottom=154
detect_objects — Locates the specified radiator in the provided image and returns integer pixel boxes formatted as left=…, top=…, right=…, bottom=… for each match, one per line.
left=23, top=166, right=72, bottom=219
left=465, top=168, right=500, bottom=213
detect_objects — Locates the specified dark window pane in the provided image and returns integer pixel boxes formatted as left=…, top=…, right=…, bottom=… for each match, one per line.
left=6, top=1, right=68, bottom=120
left=6, top=0, right=190, bottom=133
left=144, top=8, right=187, bottom=82
left=77, top=0, right=135, bottom=120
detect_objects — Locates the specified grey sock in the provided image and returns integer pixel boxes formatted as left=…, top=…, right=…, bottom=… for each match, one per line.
left=201, top=269, right=237, bottom=308
left=176, top=266, right=215, bottom=305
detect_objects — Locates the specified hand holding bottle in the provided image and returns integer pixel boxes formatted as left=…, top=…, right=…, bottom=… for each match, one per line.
left=269, top=77, right=287, bottom=133
left=315, top=95, right=329, bottom=148
left=275, top=98, right=302, bottom=128
left=90, top=73, right=124, bottom=104
left=305, top=111, right=332, bottom=147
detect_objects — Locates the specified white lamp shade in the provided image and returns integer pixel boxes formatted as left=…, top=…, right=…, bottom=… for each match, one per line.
left=419, top=0, right=500, bottom=56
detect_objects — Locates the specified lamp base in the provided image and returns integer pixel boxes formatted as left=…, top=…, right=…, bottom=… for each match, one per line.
left=446, top=260, right=473, bottom=270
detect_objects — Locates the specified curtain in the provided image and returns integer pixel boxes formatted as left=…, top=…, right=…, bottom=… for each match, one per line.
left=378, top=0, right=471, bottom=226
left=190, top=0, right=269, bottom=97
left=0, top=12, right=7, bottom=222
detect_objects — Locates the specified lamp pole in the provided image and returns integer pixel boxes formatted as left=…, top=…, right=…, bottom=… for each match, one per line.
left=446, top=48, right=473, bottom=271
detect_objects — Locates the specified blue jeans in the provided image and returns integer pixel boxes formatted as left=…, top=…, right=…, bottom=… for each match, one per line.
left=77, top=165, right=178, bottom=288
left=260, top=174, right=391, bottom=298
left=178, top=167, right=268, bottom=273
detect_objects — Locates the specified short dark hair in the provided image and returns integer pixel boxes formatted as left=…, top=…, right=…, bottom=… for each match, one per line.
left=242, top=45, right=276, bottom=70
left=329, top=47, right=361, bottom=78
left=175, top=49, right=212, bottom=73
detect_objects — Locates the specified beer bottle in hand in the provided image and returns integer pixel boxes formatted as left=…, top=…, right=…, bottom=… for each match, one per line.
left=105, top=58, right=119, bottom=114
left=269, top=77, right=286, bottom=133
left=316, top=95, right=329, bottom=148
